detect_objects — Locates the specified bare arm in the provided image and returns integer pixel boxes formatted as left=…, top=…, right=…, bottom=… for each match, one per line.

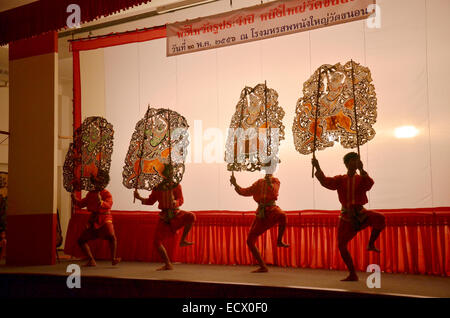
left=312, top=158, right=339, bottom=190
left=358, top=161, right=374, bottom=190
left=134, top=189, right=158, bottom=206
left=71, top=193, right=87, bottom=208
left=230, top=175, right=255, bottom=197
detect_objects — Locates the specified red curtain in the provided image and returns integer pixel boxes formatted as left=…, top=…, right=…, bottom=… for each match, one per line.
left=64, top=208, right=450, bottom=276
left=63, top=22, right=450, bottom=277
left=0, top=0, right=153, bottom=46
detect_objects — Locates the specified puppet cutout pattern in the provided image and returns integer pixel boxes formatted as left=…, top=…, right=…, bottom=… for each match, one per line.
left=122, top=107, right=189, bottom=191
left=225, top=83, right=285, bottom=172
left=63, top=117, right=114, bottom=192
left=293, top=61, right=377, bottom=155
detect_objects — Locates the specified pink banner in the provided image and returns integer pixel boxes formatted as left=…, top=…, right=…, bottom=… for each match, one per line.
left=167, top=0, right=376, bottom=56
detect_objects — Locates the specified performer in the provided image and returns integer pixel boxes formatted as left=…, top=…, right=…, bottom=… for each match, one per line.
left=312, top=152, right=385, bottom=281
left=230, top=161, right=289, bottom=273
left=134, top=164, right=195, bottom=271
left=71, top=171, right=121, bottom=267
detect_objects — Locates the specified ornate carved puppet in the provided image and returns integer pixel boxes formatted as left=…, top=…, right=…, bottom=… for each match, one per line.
left=63, top=116, right=114, bottom=192
left=292, top=60, right=377, bottom=175
left=225, top=82, right=285, bottom=173
left=122, top=106, right=189, bottom=193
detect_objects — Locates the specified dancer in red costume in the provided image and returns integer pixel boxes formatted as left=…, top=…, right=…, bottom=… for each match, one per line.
left=72, top=171, right=121, bottom=267
left=312, top=152, right=385, bottom=281
left=134, top=165, right=195, bottom=271
left=230, top=161, right=289, bottom=273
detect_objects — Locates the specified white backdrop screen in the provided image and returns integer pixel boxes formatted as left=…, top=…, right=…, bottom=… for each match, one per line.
left=79, top=0, right=450, bottom=212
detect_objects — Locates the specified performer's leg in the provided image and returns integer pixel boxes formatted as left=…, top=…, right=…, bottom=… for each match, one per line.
left=156, top=244, right=173, bottom=270
left=275, top=211, right=289, bottom=248
left=179, top=223, right=194, bottom=247
left=77, top=229, right=96, bottom=266
left=101, top=223, right=121, bottom=266
left=365, top=211, right=386, bottom=253
left=178, top=212, right=196, bottom=247
left=154, top=222, right=173, bottom=270
left=247, top=235, right=268, bottom=273
left=247, top=219, right=268, bottom=273
left=337, top=220, right=359, bottom=281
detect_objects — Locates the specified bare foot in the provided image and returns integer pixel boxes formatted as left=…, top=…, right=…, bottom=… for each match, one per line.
left=156, top=263, right=174, bottom=271
left=367, top=245, right=381, bottom=253
left=251, top=266, right=269, bottom=273
left=112, top=257, right=121, bottom=266
left=277, top=241, right=290, bottom=248
left=83, top=259, right=97, bottom=267
left=341, top=273, right=358, bottom=281
left=180, top=240, right=194, bottom=247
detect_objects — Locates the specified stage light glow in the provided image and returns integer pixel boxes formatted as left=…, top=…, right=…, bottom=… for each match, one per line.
left=394, top=126, right=419, bottom=138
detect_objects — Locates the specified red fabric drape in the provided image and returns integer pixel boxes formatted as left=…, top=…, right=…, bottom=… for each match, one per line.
left=70, top=26, right=166, bottom=52
left=72, top=50, right=81, bottom=131
left=64, top=208, right=450, bottom=276
left=71, top=49, right=82, bottom=206
left=0, top=0, right=153, bottom=46
left=63, top=23, right=450, bottom=277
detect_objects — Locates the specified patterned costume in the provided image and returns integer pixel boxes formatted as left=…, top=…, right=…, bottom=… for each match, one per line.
left=73, top=189, right=116, bottom=241
left=142, top=184, right=195, bottom=246
left=315, top=170, right=385, bottom=275
left=235, top=177, right=287, bottom=245
left=315, top=171, right=385, bottom=231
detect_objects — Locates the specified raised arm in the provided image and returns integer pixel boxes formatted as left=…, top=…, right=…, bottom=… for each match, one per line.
left=99, top=190, right=113, bottom=212
left=230, top=175, right=255, bottom=197
left=172, top=184, right=184, bottom=208
left=312, top=158, right=339, bottom=190
left=134, top=189, right=158, bottom=206
left=358, top=160, right=374, bottom=191
left=71, top=193, right=88, bottom=208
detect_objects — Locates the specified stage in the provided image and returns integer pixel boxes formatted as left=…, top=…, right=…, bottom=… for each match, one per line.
left=63, top=209, right=450, bottom=276
left=1, top=257, right=449, bottom=299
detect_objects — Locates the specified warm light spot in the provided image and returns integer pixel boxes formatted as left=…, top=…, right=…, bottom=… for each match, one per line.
left=394, top=126, right=419, bottom=138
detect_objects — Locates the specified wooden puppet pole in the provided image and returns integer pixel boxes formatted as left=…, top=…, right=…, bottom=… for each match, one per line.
left=134, top=105, right=150, bottom=203
left=167, top=108, right=173, bottom=171
left=264, top=80, right=270, bottom=163
left=312, top=67, right=323, bottom=178
left=230, top=87, right=248, bottom=185
left=350, top=60, right=361, bottom=156
left=166, top=108, right=176, bottom=219
left=80, top=124, right=85, bottom=185
left=98, top=121, right=103, bottom=176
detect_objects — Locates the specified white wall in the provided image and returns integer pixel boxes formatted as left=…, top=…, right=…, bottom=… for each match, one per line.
left=77, top=0, right=450, bottom=212
left=80, top=49, right=106, bottom=119
left=57, top=83, right=73, bottom=246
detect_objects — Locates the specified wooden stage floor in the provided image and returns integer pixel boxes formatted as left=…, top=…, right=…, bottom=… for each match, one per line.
left=1, top=257, right=449, bottom=299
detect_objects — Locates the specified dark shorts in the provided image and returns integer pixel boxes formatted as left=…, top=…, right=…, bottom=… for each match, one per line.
left=247, top=206, right=287, bottom=245
left=338, top=209, right=386, bottom=244
left=154, top=210, right=196, bottom=246
left=78, top=222, right=116, bottom=242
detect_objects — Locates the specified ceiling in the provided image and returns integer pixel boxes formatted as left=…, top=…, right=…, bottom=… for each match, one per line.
left=0, top=1, right=260, bottom=85
left=0, top=0, right=38, bottom=12
left=0, top=0, right=177, bottom=82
